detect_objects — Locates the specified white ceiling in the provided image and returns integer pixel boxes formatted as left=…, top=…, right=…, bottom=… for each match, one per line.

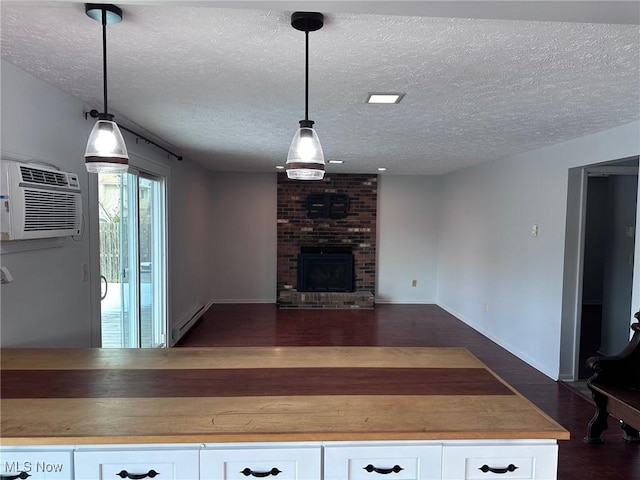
left=1, top=1, right=639, bottom=175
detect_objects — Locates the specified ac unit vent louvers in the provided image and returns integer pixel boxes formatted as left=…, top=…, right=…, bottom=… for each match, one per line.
left=23, top=190, right=79, bottom=231
left=20, top=166, right=69, bottom=187
left=1, top=161, right=82, bottom=240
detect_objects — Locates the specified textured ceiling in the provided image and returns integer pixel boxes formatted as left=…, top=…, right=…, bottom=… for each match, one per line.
left=1, top=1, right=639, bottom=175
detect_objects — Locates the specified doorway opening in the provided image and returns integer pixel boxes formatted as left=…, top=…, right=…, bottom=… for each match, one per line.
left=578, top=162, right=638, bottom=377
left=562, top=156, right=638, bottom=381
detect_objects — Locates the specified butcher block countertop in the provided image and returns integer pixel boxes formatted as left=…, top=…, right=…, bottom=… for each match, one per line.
left=0, top=346, right=569, bottom=445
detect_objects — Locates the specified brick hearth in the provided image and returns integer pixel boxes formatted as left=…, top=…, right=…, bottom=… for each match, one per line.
left=278, top=290, right=375, bottom=309
left=277, top=173, right=377, bottom=308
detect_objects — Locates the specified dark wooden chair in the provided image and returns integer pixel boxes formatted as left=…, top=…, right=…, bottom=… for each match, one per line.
left=584, top=312, right=640, bottom=444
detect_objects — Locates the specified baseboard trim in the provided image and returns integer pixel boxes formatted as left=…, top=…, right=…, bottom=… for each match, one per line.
left=170, top=303, right=207, bottom=346
left=375, top=299, right=436, bottom=304
left=558, top=373, right=576, bottom=382
left=437, top=302, right=559, bottom=381
left=212, top=298, right=277, bottom=304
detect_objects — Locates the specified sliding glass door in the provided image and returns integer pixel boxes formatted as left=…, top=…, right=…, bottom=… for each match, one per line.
left=138, top=175, right=167, bottom=347
left=99, top=170, right=167, bottom=348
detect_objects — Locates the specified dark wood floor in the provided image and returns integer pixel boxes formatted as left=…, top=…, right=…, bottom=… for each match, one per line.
left=177, top=304, right=640, bottom=480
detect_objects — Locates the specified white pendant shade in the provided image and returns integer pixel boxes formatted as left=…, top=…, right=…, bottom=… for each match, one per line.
left=286, top=126, right=325, bottom=180
left=84, top=5, right=128, bottom=174
left=85, top=119, right=129, bottom=173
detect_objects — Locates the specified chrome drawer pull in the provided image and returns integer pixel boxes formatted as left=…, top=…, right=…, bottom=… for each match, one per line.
left=363, top=464, right=404, bottom=474
left=116, top=470, right=159, bottom=479
left=479, top=464, right=519, bottom=474
left=240, top=467, right=282, bottom=477
left=0, top=473, right=31, bottom=480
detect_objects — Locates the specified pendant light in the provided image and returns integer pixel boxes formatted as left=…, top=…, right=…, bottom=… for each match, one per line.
left=286, top=12, right=325, bottom=181
left=84, top=3, right=128, bottom=174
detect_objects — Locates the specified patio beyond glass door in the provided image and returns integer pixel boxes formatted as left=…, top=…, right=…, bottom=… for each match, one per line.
left=99, top=171, right=167, bottom=348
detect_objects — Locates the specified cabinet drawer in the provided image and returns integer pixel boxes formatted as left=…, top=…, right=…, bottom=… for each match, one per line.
left=0, top=450, right=72, bottom=479
left=442, top=443, right=558, bottom=480
left=324, top=444, right=442, bottom=480
left=200, top=446, right=321, bottom=480
left=74, top=448, right=199, bottom=480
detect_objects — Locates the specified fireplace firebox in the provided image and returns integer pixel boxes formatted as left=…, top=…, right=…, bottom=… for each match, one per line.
left=297, top=246, right=354, bottom=292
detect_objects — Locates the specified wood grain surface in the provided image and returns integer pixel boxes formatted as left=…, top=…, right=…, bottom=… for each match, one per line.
left=1, top=367, right=513, bottom=398
left=0, top=346, right=569, bottom=445
left=0, top=346, right=485, bottom=370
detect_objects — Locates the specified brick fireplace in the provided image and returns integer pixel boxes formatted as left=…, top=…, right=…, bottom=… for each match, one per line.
left=277, top=173, right=377, bottom=308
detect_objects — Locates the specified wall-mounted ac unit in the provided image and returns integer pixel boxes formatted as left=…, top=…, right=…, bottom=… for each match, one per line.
left=0, top=160, right=82, bottom=240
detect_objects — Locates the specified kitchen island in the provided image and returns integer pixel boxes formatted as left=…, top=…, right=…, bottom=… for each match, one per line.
left=1, top=346, right=569, bottom=479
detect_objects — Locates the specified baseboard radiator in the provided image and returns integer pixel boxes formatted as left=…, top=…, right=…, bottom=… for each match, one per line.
left=171, top=304, right=206, bottom=346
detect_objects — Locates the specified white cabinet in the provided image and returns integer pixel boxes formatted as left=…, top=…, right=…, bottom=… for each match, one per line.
left=324, top=443, right=442, bottom=480
left=1, top=440, right=559, bottom=480
left=74, top=447, right=199, bottom=480
left=0, top=449, right=73, bottom=479
left=441, top=443, right=558, bottom=480
left=200, top=445, right=321, bottom=480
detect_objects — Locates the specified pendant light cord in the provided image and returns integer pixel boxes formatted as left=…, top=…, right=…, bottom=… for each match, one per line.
left=304, top=29, right=309, bottom=122
left=102, top=9, right=109, bottom=115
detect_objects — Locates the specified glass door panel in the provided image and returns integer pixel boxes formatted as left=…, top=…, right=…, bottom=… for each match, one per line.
left=121, top=173, right=140, bottom=347
left=99, top=172, right=131, bottom=347
left=99, top=171, right=166, bottom=348
left=139, top=175, right=166, bottom=347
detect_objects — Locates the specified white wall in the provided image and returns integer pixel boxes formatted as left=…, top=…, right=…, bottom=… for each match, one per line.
left=1, top=60, right=94, bottom=346
left=203, top=173, right=442, bottom=305
left=209, top=172, right=277, bottom=303
left=437, top=121, right=640, bottom=379
left=377, top=175, right=440, bottom=303
left=169, top=157, right=217, bottom=330
left=0, top=60, right=214, bottom=347
left=191, top=171, right=441, bottom=306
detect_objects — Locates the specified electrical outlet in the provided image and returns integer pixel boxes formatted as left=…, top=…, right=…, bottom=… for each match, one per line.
left=411, top=279, right=417, bottom=287
left=483, top=302, right=489, bottom=313
left=531, top=224, right=539, bottom=237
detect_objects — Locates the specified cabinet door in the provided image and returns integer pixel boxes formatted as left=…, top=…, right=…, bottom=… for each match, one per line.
left=324, top=445, right=442, bottom=480
left=74, top=448, right=199, bottom=480
left=200, top=446, right=321, bottom=480
left=441, top=443, right=558, bottom=480
left=0, top=450, right=72, bottom=479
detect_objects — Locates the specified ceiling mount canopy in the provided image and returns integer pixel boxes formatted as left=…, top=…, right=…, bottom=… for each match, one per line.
left=286, top=11, right=325, bottom=181
left=290, top=11, right=324, bottom=32
left=84, top=3, right=129, bottom=174
left=85, top=3, right=122, bottom=24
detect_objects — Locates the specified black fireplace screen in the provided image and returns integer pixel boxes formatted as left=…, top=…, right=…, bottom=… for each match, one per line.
left=297, top=248, right=354, bottom=292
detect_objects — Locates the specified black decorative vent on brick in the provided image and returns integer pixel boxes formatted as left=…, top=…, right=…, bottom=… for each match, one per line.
left=306, top=193, right=350, bottom=219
